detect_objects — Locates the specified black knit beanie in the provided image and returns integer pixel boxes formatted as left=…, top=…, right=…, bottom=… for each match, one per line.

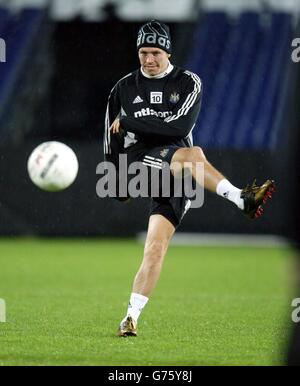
left=137, top=20, right=172, bottom=54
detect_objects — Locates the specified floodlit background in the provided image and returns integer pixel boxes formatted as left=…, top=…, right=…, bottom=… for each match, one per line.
left=0, top=0, right=299, bottom=366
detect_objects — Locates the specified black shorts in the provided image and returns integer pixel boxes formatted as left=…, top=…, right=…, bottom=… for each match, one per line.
left=125, top=142, right=191, bottom=228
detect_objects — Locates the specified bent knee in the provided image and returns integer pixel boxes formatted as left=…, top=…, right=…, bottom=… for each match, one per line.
left=188, top=146, right=206, bottom=161
left=173, top=146, right=206, bottom=164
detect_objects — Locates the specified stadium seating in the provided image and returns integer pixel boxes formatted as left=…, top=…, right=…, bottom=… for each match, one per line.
left=188, top=12, right=293, bottom=150
left=0, top=8, right=45, bottom=138
left=0, top=7, right=10, bottom=36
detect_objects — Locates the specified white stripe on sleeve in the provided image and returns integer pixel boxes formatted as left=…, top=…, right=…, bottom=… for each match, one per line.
left=165, top=71, right=201, bottom=124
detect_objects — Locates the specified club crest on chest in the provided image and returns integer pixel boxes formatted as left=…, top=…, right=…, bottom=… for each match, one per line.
left=169, top=92, right=180, bottom=104
left=160, top=148, right=170, bottom=158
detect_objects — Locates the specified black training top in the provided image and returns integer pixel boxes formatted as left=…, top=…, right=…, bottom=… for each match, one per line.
left=104, top=64, right=202, bottom=166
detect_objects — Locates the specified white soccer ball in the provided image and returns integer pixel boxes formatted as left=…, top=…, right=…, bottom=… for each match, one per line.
left=27, top=141, right=79, bottom=192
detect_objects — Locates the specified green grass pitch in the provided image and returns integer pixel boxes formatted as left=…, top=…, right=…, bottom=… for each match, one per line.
left=0, top=238, right=294, bottom=366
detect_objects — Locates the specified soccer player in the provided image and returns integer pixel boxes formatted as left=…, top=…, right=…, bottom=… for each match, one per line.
left=104, top=20, right=275, bottom=337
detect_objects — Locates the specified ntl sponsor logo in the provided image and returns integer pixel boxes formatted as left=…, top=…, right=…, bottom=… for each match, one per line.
left=96, top=155, right=205, bottom=209
left=0, top=299, right=6, bottom=323
left=0, top=38, right=6, bottom=63
left=291, top=38, right=300, bottom=63
left=134, top=107, right=172, bottom=119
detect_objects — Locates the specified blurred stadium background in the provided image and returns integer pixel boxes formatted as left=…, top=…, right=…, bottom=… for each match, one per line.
left=0, top=0, right=300, bottom=366
left=0, top=0, right=299, bottom=237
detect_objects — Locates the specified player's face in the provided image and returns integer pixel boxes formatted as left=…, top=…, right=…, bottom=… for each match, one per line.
left=138, top=47, right=170, bottom=76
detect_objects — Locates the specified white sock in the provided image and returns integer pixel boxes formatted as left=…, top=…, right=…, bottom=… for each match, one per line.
left=216, top=179, right=244, bottom=210
left=122, top=293, right=149, bottom=323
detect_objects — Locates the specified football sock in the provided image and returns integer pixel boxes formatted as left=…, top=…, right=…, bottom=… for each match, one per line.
left=216, top=179, right=244, bottom=210
left=122, top=292, right=149, bottom=323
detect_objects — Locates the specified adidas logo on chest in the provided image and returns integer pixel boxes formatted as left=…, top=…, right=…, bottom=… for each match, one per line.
left=133, top=96, right=144, bottom=104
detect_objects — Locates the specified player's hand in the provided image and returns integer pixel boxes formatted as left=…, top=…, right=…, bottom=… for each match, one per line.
left=110, top=118, right=121, bottom=134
